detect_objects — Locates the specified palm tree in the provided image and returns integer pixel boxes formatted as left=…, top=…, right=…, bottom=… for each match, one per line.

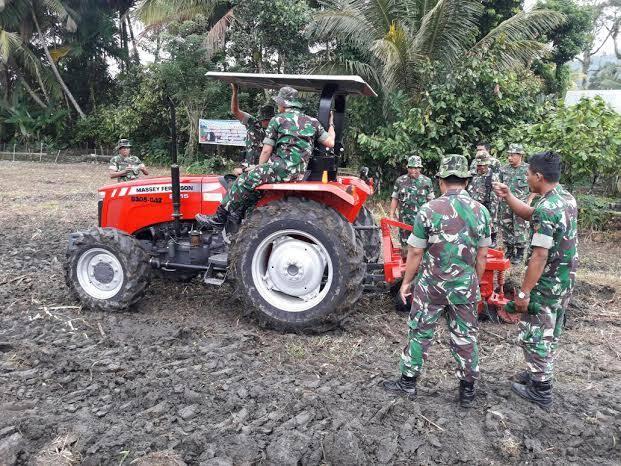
left=308, top=0, right=566, bottom=95
left=0, top=0, right=86, bottom=117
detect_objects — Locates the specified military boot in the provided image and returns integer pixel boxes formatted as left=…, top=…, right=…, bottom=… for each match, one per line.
left=511, top=380, right=553, bottom=410
left=196, top=206, right=229, bottom=231
left=512, top=247, right=525, bottom=265
left=382, top=375, right=417, bottom=399
left=510, top=371, right=531, bottom=385
left=459, top=380, right=476, bottom=408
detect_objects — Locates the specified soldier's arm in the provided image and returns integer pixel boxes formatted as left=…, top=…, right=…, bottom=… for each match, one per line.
left=475, top=247, right=488, bottom=281
left=400, top=247, right=424, bottom=304
left=230, top=84, right=250, bottom=122
left=258, top=145, right=273, bottom=165
left=260, top=117, right=279, bottom=164
left=389, top=198, right=398, bottom=219
left=140, top=164, right=149, bottom=175
left=317, top=112, right=335, bottom=149
left=492, top=182, right=534, bottom=220
left=475, top=207, right=492, bottom=280
left=109, top=170, right=128, bottom=179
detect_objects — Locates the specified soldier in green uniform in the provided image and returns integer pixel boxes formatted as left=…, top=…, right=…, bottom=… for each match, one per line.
left=469, top=141, right=501, bottom=174
left=390, top=155, right=435, bottom=248
left=383, top=155, right=491, bottom=408
left=196, top=86, right=335, bottom=230
left=499, top=143, right=530, bottom=263
left=468, top=152, right=500, bottom=247
left=493, top=152, right=578, bottom=409
left=109, top=139, right=149, bottom=182
left=229, top=83, right=275, bottom=176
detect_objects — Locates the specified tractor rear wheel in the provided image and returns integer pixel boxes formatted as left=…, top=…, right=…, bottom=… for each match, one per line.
left=354, top=205, right=381, bottom=263
left=230, top=197, right=364, bottom=331
left=65, top=227, right=151, bottom=312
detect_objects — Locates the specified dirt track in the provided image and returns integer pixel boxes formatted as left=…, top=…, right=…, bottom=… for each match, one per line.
left=1, top=161, right=620, bottom=465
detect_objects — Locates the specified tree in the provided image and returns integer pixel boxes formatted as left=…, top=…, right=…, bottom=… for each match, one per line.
left=535, top=0, right=595, bottom=94
left=589, top=61, right=621, bottom=89
left=308, top=0, right=565, bottom=97
left=478, top=0, right=523, bottom=38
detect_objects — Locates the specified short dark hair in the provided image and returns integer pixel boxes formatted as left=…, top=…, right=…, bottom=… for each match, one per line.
left=476, top=141, right=490, bottom=151
left=528, top=151, right=561, bottom=182
left=441, top=175, right=469, bottom=186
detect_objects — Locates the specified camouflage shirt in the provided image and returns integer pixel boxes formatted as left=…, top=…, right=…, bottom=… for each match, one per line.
left=109, top=155, right=144, bottom=182
left=242, top=114, right=266, bottom=165
left=467, top=169, right=500, bottom=221
left=391, top=174, right=435, bottom=221
left=499, top=163, right=530, bottom=202
left=263, top=109, right=329, bottom=171
left=470, top=156, right=501, bottom=174
left=529, top=184, right=578, bottom=305
left=408, top=189, right=492, bottom=304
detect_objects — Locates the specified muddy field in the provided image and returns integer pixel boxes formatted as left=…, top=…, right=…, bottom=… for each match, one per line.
left=1, top=161, right=620, bottom=465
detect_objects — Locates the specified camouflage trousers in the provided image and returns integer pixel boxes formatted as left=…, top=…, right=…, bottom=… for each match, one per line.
left=518, top=299, right=566, bottom=382
left=222, top=161, right=304, bottom=212
left=398, top=213, right=417, bottom=247
left=400, top=294, right=480, bottom=382
left=500, top=204, right=529, bottom=247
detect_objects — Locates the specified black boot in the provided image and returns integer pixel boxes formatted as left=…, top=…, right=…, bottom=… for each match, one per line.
left=196, top=206, right=229, bottom=230
left=382, top=375, right=417, bottom=399
left=459, top=380, right=476, bottom=408
left=510, top=371, right=531, bottom=385
left=490, top=232, right=498, bottom=249
left=511, top=379, right=553, bottom=410
left=512, top=247, right=525, bottom=265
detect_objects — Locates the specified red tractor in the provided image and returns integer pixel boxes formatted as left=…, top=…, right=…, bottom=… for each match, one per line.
left=65, top=73, right=512, bottom=330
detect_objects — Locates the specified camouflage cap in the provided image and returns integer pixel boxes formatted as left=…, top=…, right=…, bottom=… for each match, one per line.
left=116, top=138, right=131, bottom=150
left=407, top=155, right=423, bottom=168
left=436, top=154, right=472, bottom=179
left=273, top=86, right=303, bottom=109
left=507, top=143, right=525, bottom=155
left=258, top=104, right=275, bottom=121
left=475, top=151, right=490, bottom=165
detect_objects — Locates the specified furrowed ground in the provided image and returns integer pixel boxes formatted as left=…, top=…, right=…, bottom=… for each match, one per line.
left=1, top=161, right=619, bottom=465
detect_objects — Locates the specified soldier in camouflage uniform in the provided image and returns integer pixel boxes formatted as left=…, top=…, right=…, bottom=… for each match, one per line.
left=109, top=139, right=149, bottom=182
left=229, top=83, right=275, bottom=176
left=390, top=155, right=435, bottom=247
left=196, top=86, right=335, bottom=230
left=383, top=155, right=492, bottom=408
left=469, top=142, right=501, bottom=174
left=493, top=152, right=578, bottom=409
left=467, top=152, right=500, bottom=247
left=499, top=143, right=530, bottom=263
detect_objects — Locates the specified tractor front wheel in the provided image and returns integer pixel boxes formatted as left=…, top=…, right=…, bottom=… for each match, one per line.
left=230, top=198, right=364, bottom=331
left=65, top=227, right=151, bottom=312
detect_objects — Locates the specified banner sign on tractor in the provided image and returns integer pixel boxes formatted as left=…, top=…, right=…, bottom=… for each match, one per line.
left=198, top=119, right=246, bottom=146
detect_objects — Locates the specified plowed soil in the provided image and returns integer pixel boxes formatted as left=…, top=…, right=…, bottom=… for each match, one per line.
left=1, top=161, right=620, bottom=465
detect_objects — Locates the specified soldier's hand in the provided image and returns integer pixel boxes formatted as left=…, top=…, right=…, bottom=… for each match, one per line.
left=492, top=182, right=509, bottom=198
left=399, top=283, right=412, bottom=305
left=515, top=290, right=530, bottom=313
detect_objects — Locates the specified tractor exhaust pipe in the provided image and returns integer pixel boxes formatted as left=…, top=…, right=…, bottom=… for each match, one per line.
left=167, top=96, right=182, bottom=236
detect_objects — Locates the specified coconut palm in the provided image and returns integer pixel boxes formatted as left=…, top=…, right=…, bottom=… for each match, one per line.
left=308, top=0, right=566, bottom=95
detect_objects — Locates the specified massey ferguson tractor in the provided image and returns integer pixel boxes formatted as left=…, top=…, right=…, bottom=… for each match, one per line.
left=65, top=73, right=513, bottom=331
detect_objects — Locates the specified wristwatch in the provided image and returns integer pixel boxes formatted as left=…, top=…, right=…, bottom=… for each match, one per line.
left=517, top=290, right=529, bottom=300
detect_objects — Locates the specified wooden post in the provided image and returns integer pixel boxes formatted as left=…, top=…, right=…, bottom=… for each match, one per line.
left=12, top=144, right=16, bottom=162
left=55, top=149, right=61, bottom=163
left=40, top=142, right=43, bottom=162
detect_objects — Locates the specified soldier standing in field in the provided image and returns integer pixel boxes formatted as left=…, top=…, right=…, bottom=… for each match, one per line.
left=109, top=139, right=149, bottom=182
left=390, top=155, right=435, bottom=248
left=229, top=83, right=275, bottom=176
left=469, top=141, right=501, bottom=174
left=499, top=143, right=530, bottom=263
left=196, top=86, right=335, bottom=230
left=468, top=152, right=500, bottom=247
left=383, top=155, right=491, bottom=408
left=493, top=152, right=578, bottom=409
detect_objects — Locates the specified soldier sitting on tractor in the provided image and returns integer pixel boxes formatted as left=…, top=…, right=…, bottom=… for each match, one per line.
left=228, top=83, right=275, bottom=176
left=109, top=139, right=149, bottom=182
left=196, top=86, right=336, bottom=230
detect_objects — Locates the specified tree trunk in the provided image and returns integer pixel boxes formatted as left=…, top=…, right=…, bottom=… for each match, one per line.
left=31, top=9, right=86, bottom=119
left=22, top=79, right=48, bottom=109
left=120, top=12, right=130, bottom=70
left=580, top=52, right=591, bottom=89
left=154, top=32, right=161, bottom=63
left=126, top=16, right=140, bottom=66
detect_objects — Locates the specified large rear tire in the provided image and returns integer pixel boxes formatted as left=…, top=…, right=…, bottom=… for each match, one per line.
left=230, top=197, right=364, bottom=331
left=65, top=227, right=151, bottom=312
left=354, top=205, right=381, bottom=263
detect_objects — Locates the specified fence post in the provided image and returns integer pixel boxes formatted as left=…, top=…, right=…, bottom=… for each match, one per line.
left=40, top=142, right=43, bottom=162
left=55, top=149, right=61, bottom=163
left=12, top=144, right=16, bottom=162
